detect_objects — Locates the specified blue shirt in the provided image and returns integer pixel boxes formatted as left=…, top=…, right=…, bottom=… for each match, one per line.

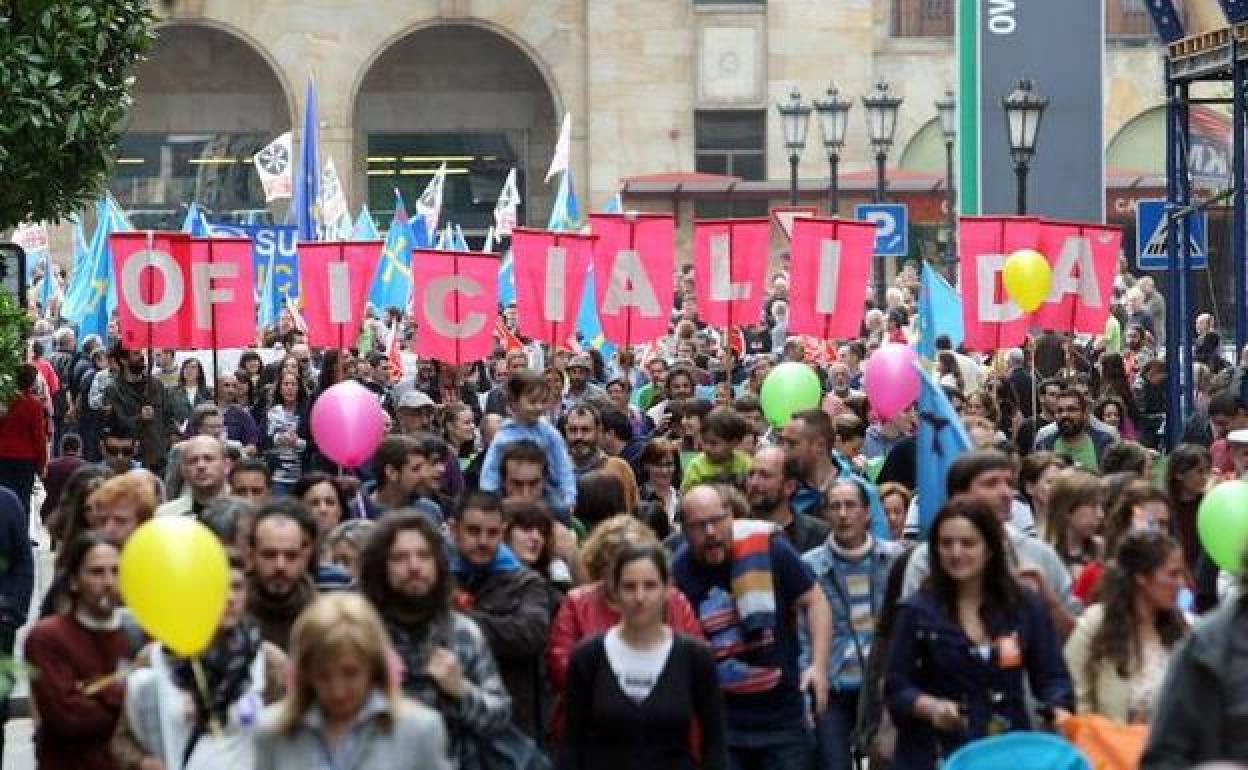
left=479, top=417, right=577, bottom=511
left=672, top=536, right=815, bottom=733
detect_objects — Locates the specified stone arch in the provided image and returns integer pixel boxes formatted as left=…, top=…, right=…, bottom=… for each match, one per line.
left=113, top=20, right=295, bottom=228
left=351, top=20, right=562, bottom=240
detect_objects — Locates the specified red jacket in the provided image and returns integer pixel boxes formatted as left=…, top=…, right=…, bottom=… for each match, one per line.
left=0, top=392, right=48, bottom=472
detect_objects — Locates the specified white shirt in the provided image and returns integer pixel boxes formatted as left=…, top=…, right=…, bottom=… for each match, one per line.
left=604, top=628, right=673, bottom=703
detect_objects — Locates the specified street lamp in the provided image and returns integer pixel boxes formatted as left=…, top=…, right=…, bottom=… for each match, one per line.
left=862, top=80, right=903, bottom=304
left=935, top=88, right=957, bottom=266
left=1002, top=77, right=1048, bottom=215
left=813, top=84, right=851, bottom=216
left=776, top=87, right=811, bottom=206
left=862, top=80, right=903, bottom=204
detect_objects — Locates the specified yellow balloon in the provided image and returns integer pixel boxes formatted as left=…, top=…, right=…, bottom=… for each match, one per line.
left=1003, top=248, right=1053, bottom=312
left=120, top=517, right=229, bottom=657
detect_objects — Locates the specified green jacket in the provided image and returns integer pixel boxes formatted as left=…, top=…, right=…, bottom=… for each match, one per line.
left=1141, top=595, right=1248, bottom=770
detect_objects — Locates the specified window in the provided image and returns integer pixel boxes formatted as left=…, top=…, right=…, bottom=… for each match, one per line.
left=365, top=133, right=518, bottom=239
left=694, top=110, right=768, bottom=218
left=890, top=0, right=953, bottom=37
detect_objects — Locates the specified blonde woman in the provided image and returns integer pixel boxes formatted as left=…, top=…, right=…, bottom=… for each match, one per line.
left=253, top=593, right=451, bottom=770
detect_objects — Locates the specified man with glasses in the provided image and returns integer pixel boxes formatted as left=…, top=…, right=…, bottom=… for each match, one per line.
left=673, top=483, right=833, bottom=770
left=802, top=479, right=902, bottom=770
left=99, top=421, right=138, bottom=476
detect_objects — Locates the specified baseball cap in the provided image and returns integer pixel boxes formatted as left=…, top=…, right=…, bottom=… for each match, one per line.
left=398, top=390, right=435, bottom=411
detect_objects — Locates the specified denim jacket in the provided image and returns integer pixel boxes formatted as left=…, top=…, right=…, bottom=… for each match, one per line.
left=801, top=536, right=902, bottom=690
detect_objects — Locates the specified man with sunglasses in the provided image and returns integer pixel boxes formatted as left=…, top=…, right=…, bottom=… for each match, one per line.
left=99, top=421, right=138, bottom=476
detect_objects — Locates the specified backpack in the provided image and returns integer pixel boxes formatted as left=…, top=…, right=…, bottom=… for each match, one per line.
left=47, top=351, right=76, bottom=418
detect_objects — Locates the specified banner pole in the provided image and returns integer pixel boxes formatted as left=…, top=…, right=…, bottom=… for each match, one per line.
left=144, top=230, right=155, bottom=382
left=207, top=238, right=221, bottom=392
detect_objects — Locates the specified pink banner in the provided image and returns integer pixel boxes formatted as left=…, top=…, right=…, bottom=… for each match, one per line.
left=692, top=218, right=770, bottom=327
left=787, top=217, right=875, bottom=340
left=111, top=233, right=256, bottom=350
left=299, top=241, right=382, bottom=349
left=958, top=216, right=1040, bottom=352
left=1031, top=221, right=1122, bottom=335
left=588, top=213, right=675, bottom=347
left=411, top=250, right=498, bottom=365
left=188, top=238, right=256, bottom=348
left=511, top=227, right=596, bottom=347
left=111, top=232, right=191, bottom=350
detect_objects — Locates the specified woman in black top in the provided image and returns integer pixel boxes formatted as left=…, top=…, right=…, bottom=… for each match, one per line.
left=560, top=543, right=727, bottom=770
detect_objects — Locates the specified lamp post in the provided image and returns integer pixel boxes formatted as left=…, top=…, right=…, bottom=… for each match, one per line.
left=862, top=80, right=903, bottom=204
left=935, top=88, right=957, bottom=267
left=1002, top=78, right=1048, bottom=216
left=862, top=80, right=903, bottom=303
left=813, top=84, right=851, bottom=216
left=776, top=87, right=811, bottom=206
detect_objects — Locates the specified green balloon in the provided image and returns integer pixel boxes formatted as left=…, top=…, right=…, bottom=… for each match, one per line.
left=759, top=362, right=822, bottom=428
left=1197, top=480, right=1248, bottom=574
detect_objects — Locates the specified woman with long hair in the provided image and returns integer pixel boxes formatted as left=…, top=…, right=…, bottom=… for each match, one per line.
left=1018, top=452, right=1067, bottom=538
left=1073, top=481, right=1173, bottom=604
left=263, top=371, right=310, bottom=495
left=885, top=499, right=1073, bottom=769
left=547, top=515, right=703, bottom=742
left=1063, top=531, right=1187, bottom=723
left=166, top=358, right=213, bottom=433
left=1163, top=443, right=1212, bottom=573
left=113, top=553, right=288, bottom=769
left=442, top=402, right=477, bottom=470
left=560, top=543, right=727, bottom=770
left=252, top=593, right=450, bottom=770
left=638, top=438, right=682, bottom=538
left=1097, top=353, right=1142, bottom=440
left=1044, top=469, right=1105, bottom=580
left=48, top=463, right=108, bottom=555
left=503, top=498, right=579, bottom=595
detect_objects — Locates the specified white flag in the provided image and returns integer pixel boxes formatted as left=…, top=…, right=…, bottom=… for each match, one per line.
left=483, top=226, right=497, bottom=254
left=545, top=113, right=571, bottom=182
left=320, top=156, right=349, bottom=233
left=493, top=168, right=520, bottom=237
left=253, top=132, right=293, bottom=202
left=416, top=162, right=448, bottom=236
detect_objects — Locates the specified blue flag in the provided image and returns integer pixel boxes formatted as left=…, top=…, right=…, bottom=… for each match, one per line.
left=258, top=244, right=279, bottom=330
left=917, top=263, right=965, bottom=359
left=352, top=205, right=380, bottom=240
left=452, top=224, right=470, bottom=252
left=602, top=192, right=623, bottom=214
left=368, top=192, right=414, bottom=313
left=181, top=202, right=211, bottom=236
left=498, top=251, right=516, bottom=307
left=553, top=173, right=614, bottom=355
left=37, top=246, right=56, bottom=313
left=915, top=364, right=973, bottom=536
left=65, top=208, right=119, bottom=341
left=61, top=214, right=92, bottom=311
left=293, top=77, right=320, bottom=242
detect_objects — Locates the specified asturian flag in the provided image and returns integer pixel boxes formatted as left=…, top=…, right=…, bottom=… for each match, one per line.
left=493, top=168, right=520, bottom=237
left=253, top=131, right=293, bottom=202
left=353, top=205, right=380, bottom=240
left=415, top=163, right=448, bottom=237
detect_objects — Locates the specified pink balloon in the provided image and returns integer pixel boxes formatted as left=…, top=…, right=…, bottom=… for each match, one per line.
left=863, top=344, right=920, bottom=420
left=309, top=381, right=387, bottom=469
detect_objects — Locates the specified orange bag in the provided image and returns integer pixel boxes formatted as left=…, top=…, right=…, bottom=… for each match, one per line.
left=1059, top=714, right=1149, bottom=770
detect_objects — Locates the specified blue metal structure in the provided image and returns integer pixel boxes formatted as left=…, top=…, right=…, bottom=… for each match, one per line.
left=1160, top=25, right=1248, bottom=448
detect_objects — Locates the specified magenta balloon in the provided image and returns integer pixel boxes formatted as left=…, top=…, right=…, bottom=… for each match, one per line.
left=309, top=381, right=387, bottom=469
left=863, top=344, right=920, bottom=419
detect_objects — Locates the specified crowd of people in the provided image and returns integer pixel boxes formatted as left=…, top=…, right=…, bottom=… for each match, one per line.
left=0, top=258, right=1246, bottom=770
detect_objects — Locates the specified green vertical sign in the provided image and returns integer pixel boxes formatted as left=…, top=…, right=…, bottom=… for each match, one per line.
left=957, top=0, right=979, bottom=216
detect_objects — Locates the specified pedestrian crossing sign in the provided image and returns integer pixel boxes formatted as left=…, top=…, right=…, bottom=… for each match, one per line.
left=1135, top=199, right=1206, bottom=271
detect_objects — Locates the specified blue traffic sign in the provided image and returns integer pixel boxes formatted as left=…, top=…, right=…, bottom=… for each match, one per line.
left=855, top=203, right=909, bottom=257
left=1135, top=199, right=1206, bottom=271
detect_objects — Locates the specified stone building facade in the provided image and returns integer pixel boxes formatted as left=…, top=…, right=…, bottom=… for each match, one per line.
left=104, top=0, right=1172, bottom=250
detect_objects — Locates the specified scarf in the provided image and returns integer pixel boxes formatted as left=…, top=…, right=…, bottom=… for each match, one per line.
left=703, top=520, right=783, bottom=695
left=828, top=534, right=875, bottom=563
left=170, top=620, right=263, bottom=729
left=450, top=544, right=522, bottom=593
left=246, top=575, right=315, bottom=646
